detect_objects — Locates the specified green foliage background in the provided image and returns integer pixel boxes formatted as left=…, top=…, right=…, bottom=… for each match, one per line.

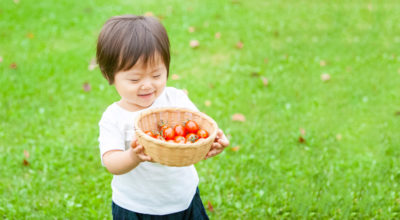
left=1, top=0, right=400, bottom=219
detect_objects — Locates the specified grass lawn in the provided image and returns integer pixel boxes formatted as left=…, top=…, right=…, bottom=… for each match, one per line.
left=1, top=0, right=400, bottom=219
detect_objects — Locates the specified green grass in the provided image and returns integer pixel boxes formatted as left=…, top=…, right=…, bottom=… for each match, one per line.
left=1, top=0, right=400, bottom=219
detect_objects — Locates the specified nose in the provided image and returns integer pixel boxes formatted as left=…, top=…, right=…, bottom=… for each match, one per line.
left=140, top=78, right=152, bottom=91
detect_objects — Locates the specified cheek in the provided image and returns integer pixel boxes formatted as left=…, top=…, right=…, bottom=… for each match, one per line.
left=155, top=77, right=167, bottom=87
left=117, top=82, right=138, bottom=95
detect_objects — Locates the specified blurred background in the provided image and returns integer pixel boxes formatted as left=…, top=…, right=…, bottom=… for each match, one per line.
left=1, top=0, right=400, bottom=218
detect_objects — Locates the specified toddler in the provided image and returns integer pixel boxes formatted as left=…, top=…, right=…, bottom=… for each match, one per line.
left=96, top=15, right=229, bottom=219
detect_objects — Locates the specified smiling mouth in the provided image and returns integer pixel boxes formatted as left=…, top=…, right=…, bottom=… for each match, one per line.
left=138, top=92, right=154, bottom=97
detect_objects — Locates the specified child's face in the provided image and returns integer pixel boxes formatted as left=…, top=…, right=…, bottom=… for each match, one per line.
left=114, top=54, right=167, bottom=111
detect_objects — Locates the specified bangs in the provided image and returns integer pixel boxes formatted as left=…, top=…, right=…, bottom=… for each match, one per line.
left=118, top=21, right=160, bottom=71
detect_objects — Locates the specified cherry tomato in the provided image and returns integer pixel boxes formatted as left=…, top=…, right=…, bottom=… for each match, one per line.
left=174, top=125, right=186, bottom=137
left=174, top=136, right=186, bottom=144
left=185, top=120, right=199, bottom=134
left=162, top=127, right=175, bottom=140
left=197, top=129, right=208, bottom=139
left=160, top=125, right=169, bottom=134
left=145, top=131, right=155, bottom=138
left=186, top=133, right=199, bottom=143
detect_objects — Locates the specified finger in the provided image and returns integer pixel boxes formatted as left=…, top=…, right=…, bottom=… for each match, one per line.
left=217, top=129, right=224, bottom=138
left=130, top=139, right=138, bottom=149
left=132, top=144, right=144, bottom=153
left=214, top=129, right=221, bottom=141
left=205, top=148, right=218, bottom=158
left=212, top=142, right=220, bottom=149
left=205, top=151, right=217, bottom=159
left=218, top=138, right=229, bottom=147
left=140, top=155, right=152, bottom=161
left=213, top=142, right=224, bottom=150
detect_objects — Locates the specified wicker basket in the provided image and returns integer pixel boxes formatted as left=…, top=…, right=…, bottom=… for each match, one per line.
left=134, top=107, right=218, bottom=167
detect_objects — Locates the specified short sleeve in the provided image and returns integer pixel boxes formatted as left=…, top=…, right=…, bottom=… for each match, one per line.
left=98, top=113, right=125, bottom=165
left=172, top=88, right=199, bottom=112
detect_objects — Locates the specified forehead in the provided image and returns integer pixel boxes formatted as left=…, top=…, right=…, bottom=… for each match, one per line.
left=136, top=53, right=164, bottom=67
left=125, top=54, right=166, bottom=73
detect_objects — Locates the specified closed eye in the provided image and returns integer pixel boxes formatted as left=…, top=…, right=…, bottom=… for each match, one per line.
left=153, top=75, right=161, bottom=78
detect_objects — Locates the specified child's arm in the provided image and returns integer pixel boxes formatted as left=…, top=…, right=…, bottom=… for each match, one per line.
left=102, top=137, right=152, bottom=175
left=204, top=129, right=230, bottom=159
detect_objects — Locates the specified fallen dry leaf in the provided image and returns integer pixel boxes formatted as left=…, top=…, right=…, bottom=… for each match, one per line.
left=26, top=32, right=34, bottom=39
left=0, top=56, right=3, bottom=63
left=10, top=62, right=17, bottom=69
left=264, top=58, right=269, bottom=64
left=300, top=128, right=306, bottom=136
left=236, top=41, right=244, bottom=49
left=321, top=73, right=331, bottom=82
left=23, top=159, right=29, bottom=166
left=395, top=111, right=400, bottom=116
left=23, top=150, right=30, bottom=159
left=13, top=0, right=19, bottom=4
left=205, top=100, right=211, bottom=107
left=261, top=77, right=268, bottom=87
left=298, top=136, right=305, bottom=143
left=157, top=15, right=165, bottom=20
left=144, top=11, right=154, bottom=16
left=188, top=26, right=195, bottom=33
left=231, top=146, right=240, bottom=152
left=232, top=113, right=246, bottom=122
left=171, top=74, right=180, bottom=80
left=251, top=72, right=260, bottom=77
left=83, top=82, right=91, bottom=92
left=215, top=32, right=221, bottom=39
left=190, top=40, right=199, bottom=48
left=88, top=58, right=97, bottom=71
left=320, top=60, right=326, bottom=66
left=207, top=201, right=214, bottom=212
left=336, top=134, right=342, bottom=141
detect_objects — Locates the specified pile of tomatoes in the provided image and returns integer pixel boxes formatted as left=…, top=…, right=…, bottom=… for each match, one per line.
left=144, top=120, right=209, bottom=144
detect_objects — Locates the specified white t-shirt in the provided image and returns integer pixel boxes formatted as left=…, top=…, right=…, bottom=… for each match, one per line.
left=98, top=87, right=200, bottom=215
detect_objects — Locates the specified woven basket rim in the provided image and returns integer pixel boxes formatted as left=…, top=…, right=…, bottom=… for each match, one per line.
left=134, top=107, right=218, bottom=149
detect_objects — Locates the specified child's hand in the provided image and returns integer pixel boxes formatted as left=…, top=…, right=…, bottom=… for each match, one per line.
left=204, top=129, right=230, bottom=159
left=131, top=137, right=153, bottom=162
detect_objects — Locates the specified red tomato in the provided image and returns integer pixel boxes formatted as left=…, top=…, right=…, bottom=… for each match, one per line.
left=162, top=127, right=175, bottom=140
left=145, top=131, right=155, bottom=138
left=186, top=133, right=199, bottom=143
left=185, top=120, right=199, bottom=134
left=197, top=129, right=208, bottom=139
left=174, top=124, right=186, bottom=137
left=160, top=125, right=169, bottom=134
left=174, top=136, right=186, bottom=144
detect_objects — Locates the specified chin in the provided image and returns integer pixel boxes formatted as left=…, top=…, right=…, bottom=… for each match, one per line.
left=140, top=101, right=155, bottom=108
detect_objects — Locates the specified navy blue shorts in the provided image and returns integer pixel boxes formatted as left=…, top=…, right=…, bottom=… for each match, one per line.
left=111, top=188, right=209, bottom=220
